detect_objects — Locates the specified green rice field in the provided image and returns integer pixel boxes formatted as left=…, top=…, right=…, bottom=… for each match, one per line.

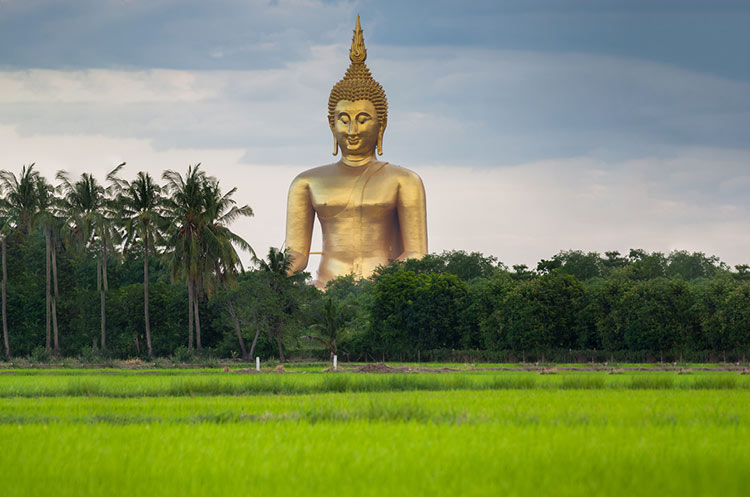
left=1, top=366, right=749, bottom=496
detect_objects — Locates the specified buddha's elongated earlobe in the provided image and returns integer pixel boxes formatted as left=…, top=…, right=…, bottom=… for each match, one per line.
left=377, top=128, right=384, bottom=156
left=332, top=131, right=339, bottom=156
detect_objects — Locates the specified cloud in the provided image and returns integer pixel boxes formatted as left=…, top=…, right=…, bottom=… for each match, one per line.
left=0, top=69, right=219, bottom=104
left=0, top=0, right=356, bottom=70
left=2, top=0, right=749, bottom=82
left=0, top=124, right=294, bottom=268
left=2, top=47, right=749, bottom=167
left=423, top=150, right=750, bottom=269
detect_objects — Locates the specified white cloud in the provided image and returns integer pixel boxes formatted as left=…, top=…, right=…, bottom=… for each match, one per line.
left=0, top=69, right=220, bottom=104
left=424, top=152, right=750, bottom=268
left=0, top=124, right=293, bottom=266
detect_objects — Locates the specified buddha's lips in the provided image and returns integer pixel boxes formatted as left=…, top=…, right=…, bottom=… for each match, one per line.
left=347, top=137, right=360, bottom=145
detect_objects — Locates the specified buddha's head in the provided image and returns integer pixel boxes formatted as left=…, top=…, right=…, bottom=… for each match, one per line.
left=328, top=16, right=388, bottom=156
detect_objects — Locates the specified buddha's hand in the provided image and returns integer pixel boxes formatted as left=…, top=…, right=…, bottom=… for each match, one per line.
left=396, top=250, right=426, bottom=262
left=287, top=249, right=309, bottom=274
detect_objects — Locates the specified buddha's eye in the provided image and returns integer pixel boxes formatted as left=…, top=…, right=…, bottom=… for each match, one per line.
left=357, top=115, right=371, bottom=124
left=339, top=115, right=350, bottom=124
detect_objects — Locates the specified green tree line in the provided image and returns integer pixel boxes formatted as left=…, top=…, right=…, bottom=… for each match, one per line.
left=347, top=250, right=750, bottom=363
left=1, top=163, right=748, bottom=363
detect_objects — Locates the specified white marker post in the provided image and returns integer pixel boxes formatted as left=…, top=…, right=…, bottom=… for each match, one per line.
left=256, top=357, right=260, bottom=372
left=333, top=355, right=338, bottom=370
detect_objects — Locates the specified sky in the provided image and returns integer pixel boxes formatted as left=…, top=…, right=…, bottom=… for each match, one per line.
left=1, top=0, right=749, bottom=272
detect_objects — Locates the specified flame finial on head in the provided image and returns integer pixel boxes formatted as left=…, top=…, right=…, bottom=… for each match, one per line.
left=350, top=15, right=367, bottom=64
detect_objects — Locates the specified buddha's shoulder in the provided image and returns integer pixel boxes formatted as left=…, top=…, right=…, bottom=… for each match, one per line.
left=381, top=163, right=424, bottom=183
left=289, top=163, right=338, bottom=186
left=290, top=161, right=423, bottom=184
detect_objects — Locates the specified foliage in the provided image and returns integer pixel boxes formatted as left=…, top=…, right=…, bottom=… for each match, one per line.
left=367, top=269, right=469, bottom=358
left=484, top=271, right=585, bottom=357
left=304, top=297, right=356, bottom=358
left=377, top=250, right=503, bottom=281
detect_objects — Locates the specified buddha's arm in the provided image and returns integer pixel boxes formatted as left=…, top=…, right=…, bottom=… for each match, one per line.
left=284, top=175, right=315, bottom=273
left=396, top=171, right=428, bottom=260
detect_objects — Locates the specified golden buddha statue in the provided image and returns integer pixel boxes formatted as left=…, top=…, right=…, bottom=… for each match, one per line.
left=285, top=16, right=428, bottom=288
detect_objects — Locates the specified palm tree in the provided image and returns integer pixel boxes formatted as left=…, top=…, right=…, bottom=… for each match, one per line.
left=112, top=170, right=165, bottom=360
left=201, top=178, right=254, bottom=360
left=36, top=176, right=61, bottom=356
left=162, top=164, right=210, bottom=353
left=57, top=164, right=123, bottom=353
left=162, top=166, right=255, bottom=356
left=0, top=164, right=42, bottom=358
left=0, top=196, right=11, bottom=359
left=256, top=247, right=305, bottom=362
left=0, top=164, right=39, bottom=233
left=304, top=297, right=353, bottom=361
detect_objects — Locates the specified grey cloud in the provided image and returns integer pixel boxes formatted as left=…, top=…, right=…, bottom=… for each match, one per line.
left=0, top=0, right=356, bottom=70
left=357, top=0, right=750, bottom=81
left=3, top=47, right=749, bottom=167
left=3, top=0, right=749, bottom=82
left=378, top=48, right=750, bottom=164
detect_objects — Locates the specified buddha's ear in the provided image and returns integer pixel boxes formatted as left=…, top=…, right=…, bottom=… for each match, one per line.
left=377, top=127, right=384, bottom=156
left=331, top=126, right=338, bottom=156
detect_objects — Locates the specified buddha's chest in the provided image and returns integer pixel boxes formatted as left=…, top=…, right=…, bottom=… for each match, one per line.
left=309, top=173, right=399, bottom=220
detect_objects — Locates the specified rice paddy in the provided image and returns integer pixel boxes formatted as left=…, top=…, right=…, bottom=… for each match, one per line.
left=1, top=365, right=748, bottom=496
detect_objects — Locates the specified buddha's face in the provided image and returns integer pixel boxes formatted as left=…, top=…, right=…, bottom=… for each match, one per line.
left=333, top=99, right=380, bottom=156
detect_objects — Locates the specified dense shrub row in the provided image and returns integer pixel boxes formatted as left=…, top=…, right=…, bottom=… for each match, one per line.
left=336, top=250, right=750, bottom=362
left=3, top=235, right=749, bottom=362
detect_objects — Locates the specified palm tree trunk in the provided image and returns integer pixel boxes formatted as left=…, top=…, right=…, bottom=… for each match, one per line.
left=2, top=238, right=10, bottom=359
left=193, top=280, right=202, bottom=354
left=249, top=325, right=261, bottom=360
left=103, top=243, right=109, bottom=292
left=187, top=277, right=194, bottom=351
left=100, top=287, right=106, bottom=353
left=215, top=266, right=247, bottom=361
left=143, top=239, right=153, bottom=360
left=271, top=317, right=284, bottom=362
left=275, top=333, right=285, bottom=363
left=227, top=300, right=247, bottom=361
left=99, top=244, right=108, bottom=353
left=249, top=309, right=262, bottom=360
left=45, top=229, right=51, bottom=353
left=51, top=242, right=59, bottom=357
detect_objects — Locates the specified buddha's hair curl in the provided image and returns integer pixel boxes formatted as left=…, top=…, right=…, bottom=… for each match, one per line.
left=328, top=63, right=388, bottom=133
